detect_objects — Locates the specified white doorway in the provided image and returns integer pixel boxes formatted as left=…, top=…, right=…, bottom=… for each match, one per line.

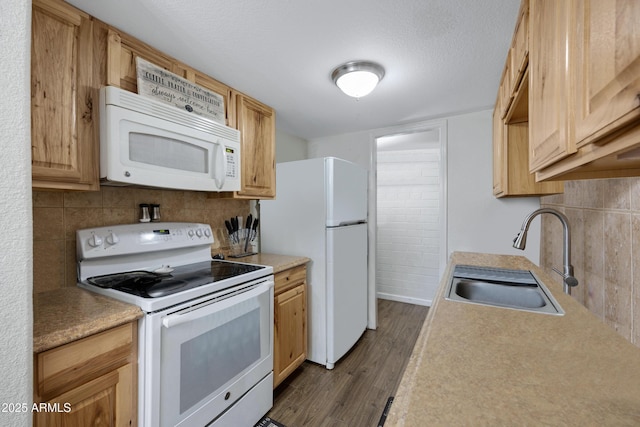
left=373, top=121, right=447, bottom=306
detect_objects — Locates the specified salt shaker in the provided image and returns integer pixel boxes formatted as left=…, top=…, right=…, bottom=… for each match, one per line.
left=139, top=204, right=151, bottom=223
left=151, top=204, right=161, bottom=222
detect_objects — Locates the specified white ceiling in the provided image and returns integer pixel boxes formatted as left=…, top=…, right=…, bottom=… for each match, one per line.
left=67, top=0, right=521, bottom=140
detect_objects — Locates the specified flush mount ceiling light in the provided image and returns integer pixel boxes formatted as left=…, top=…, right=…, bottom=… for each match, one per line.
left=331, top=61, right=385, bottom=98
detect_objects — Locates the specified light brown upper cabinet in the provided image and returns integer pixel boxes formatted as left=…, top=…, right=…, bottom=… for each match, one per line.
left=493, top=95, right=506, bottom=196
left=530, top=0, right=640, bottom=181
left=31, top=0, right=100, bottom=191
left=528, top=0, right=574, bottom=172
left=227, top=92, right=276, bottom=199
left=184, top=70, right=233, bottom=127
left=493, top=0, right=564, bottom=197
left=106, top=29, right=181, bottom=94
left=105, top=29, right=233, bottom=126
left=510, top=1, right=529, bottom=89
left=572, top=0, right=640, bottom=148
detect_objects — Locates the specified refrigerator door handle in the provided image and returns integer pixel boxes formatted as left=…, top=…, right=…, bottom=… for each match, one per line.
left=334, top=220, right=366, bottom=227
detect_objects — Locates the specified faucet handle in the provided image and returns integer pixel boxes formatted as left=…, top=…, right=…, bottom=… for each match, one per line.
left=565, top=275, right=579, bottom=287
left=552, top=267, right=579, bottom=287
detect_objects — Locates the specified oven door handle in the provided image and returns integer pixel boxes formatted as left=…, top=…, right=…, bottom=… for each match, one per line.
left=162, top=280, right=274, bottom=329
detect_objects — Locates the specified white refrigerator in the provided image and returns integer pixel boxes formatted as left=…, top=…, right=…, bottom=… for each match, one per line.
left=261, top=157, right=368, bottom=369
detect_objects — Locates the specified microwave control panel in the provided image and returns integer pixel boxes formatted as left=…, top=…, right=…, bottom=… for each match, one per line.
left=225, top=147, right=238, bottom=178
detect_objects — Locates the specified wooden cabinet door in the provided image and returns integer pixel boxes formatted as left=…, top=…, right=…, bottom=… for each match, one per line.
left=106, top=29, right=182, bottom=93
left=34, top=322, right=137, bottom=427
left=31, top=0, right=99, bottom=190
left=234, top=93, right=276, bottom=198
left=510, top=0, right=529, bottom=91
left=528, top=0, right=575, bottom=172
left=499, top=55, right=512, bottom=118
left=106, top=29, right=233, bottom=126
left=183, top=69, right=233, bottom=126
left=274, top=283, right=307, bottom=388
left=34, top=370, right=118, bottom=427
left=34, top=363, right=136, bottom=427
left=572, top=0, right=640, bottom=147
left=492, top=104, right=505, bottom=196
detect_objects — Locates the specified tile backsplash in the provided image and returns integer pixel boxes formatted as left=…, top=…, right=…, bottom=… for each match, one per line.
left=33, top=187, right=250, bottom=293
left=540, top=178, right=640, bottom=348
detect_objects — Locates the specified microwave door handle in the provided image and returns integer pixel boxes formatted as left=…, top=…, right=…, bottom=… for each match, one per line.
left=214, top=140, right=227, bottom=190
left=162, top=280, right=274, bottom=329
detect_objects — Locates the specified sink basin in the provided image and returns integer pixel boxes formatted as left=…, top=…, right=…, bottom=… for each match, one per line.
left=444, top=265, right=564, bottom=316
left=453, top=279, right=546, bottom=308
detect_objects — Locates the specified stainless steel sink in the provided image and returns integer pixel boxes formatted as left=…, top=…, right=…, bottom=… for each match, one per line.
left=444, top=265, right=564, bottom=316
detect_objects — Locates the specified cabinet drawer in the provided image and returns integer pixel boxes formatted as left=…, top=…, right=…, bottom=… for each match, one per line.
left=274, top=265, right=307, bottom=294
left=35, top=323, right=135, bottom=401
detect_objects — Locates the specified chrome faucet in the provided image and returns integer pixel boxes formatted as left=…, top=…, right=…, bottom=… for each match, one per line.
left=512, top=208, right=579, bottom=295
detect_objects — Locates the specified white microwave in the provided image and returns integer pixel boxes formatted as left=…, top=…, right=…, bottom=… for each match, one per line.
left=99, top=86, right=241, bottom=192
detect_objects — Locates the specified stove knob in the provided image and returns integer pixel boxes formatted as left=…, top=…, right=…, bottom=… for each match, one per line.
left=196, top=229, right=203, bottom=238
left=204, top=228, right=211, bottom=238
left=188, top=229, right=195, bottom=237
left=88, top=234, right=103, bottom=248
left=106, top=232, right=119, bottom=245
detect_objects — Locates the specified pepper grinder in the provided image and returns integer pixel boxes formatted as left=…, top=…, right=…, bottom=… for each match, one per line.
left=151, top=204, right=161, bottom=222
left=139, top=203, right=151, bottom=223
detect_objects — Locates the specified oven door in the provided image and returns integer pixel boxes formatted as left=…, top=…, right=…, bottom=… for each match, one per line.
left=152, top=278, right=273, bottom=427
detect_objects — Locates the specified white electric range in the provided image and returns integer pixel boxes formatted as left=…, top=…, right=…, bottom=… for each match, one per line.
left=77, top=222, right=274, bottom=427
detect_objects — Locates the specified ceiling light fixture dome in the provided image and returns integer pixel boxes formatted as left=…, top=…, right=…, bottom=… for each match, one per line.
left=331, top=61, right=385, bottom=98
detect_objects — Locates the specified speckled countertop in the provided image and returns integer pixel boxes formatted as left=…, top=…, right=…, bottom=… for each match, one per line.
left=388, top=252, right=640, bottom=426
left=226, top=252, right=310, bottom=274
left=33, top=287, right=142, bottom=353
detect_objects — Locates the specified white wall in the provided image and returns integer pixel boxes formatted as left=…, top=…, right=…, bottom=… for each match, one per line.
left=1, top=0, right=33, bottom=425
left=447, top=110, right=540, bottom=261
left=308, top=109, right=541, bottom=306
left=275, top=129, right=308, bottom=163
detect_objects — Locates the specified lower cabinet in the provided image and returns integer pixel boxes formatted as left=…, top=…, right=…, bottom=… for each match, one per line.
left=33, top=322, right=137, bottom=427
left=273, top=264, right=307, bottom=388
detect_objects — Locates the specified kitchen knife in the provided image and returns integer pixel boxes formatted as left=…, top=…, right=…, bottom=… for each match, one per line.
left=230, top=217, right=239, bottom=243
left=244, top=214, right=253, bottom=252
left=225, top=220, right=234, bottom=239
left=250, top=218, right=259, bottom=241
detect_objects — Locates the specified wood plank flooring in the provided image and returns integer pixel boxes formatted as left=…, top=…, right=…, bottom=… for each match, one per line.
left=266, top=299, right=429, bottom=427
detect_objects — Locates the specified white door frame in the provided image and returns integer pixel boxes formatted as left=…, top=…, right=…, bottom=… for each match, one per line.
left=368, top=119, right=448, bottom=313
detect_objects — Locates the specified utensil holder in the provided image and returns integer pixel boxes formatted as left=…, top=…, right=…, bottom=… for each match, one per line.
left=226, top=228, right=257, bottom=258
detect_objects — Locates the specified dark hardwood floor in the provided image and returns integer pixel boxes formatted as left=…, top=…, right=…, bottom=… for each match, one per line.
left=266, top=299, right=429, bottom=427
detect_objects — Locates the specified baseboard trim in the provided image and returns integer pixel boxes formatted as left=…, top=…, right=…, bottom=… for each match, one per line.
left=376, top=292, right=432, bottom=307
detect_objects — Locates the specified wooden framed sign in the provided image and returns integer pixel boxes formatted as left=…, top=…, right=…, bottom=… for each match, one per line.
left=136, top=57, right=225, bottom=124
